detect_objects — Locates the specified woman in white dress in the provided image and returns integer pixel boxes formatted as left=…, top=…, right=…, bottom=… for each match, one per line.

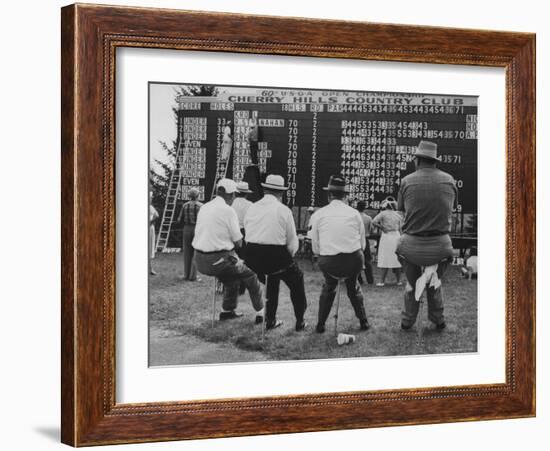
left=372, top=198, right=402, bottom=286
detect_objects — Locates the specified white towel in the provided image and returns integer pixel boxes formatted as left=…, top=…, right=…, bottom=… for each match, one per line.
left=414, top=264, right=441, bottom=301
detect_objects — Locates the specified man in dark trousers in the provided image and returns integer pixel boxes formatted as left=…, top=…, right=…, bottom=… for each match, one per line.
left=177, top=187, right=203, bottom=281
left=243, top=174, right=308, bottom=331
left=193, top=178, right=264, bottom=322
left=396, top=140, right=457, bottom=330
left=310, top=176, right=370, bottom=333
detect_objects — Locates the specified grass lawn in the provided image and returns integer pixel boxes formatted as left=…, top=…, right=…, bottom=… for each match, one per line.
left=149, top=253, right=477, bottom=366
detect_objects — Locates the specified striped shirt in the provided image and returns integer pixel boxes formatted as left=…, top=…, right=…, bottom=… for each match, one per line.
left=178, top=200, right=203, bottom=226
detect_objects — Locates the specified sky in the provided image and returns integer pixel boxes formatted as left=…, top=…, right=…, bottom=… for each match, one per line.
left=149, top=83, right=256, bottom=171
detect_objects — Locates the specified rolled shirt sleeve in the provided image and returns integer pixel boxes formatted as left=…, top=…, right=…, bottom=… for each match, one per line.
left=310, top=213, right=320, bottom=255
left=285, top=208, right=299, bottom=256
left=397, top=181, right=405, bottom=213
left=357, top=213, right=366, bottom=251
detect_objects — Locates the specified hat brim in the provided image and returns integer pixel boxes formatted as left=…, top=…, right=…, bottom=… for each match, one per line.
left=261, top=183, right=288, bottom=191
left=414, top=151, right=441, bottom=162
left=237, top=189, right=253, bottom=194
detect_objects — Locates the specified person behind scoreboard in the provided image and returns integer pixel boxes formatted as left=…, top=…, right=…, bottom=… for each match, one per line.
left=310, top=175, right=370, bottom=333
left=192, top=178, right=264, bottom=323
left=396, top=140, right=457, bottom=330
left=243, top=174, right=308, bottom=332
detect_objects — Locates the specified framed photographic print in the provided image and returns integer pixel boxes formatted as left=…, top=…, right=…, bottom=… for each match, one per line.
left=61, top=3, right=536, bottom=446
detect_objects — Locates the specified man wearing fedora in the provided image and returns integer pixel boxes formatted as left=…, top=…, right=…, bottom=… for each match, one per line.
left=243, top=174, right=308, bottom=331
left=310, top=175, right=370, bottom=333
left=232, top=181, right=254, bottom=294
left=232, top=181, right=254, bottom=235
left=193, top=178, right=264, bottom=322
left=396, top=140, right=457, bottom=330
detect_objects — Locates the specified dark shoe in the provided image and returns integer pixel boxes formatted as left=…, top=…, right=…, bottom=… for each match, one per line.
left=255, top=315, right=264, bottom=325
left=436, top=321, right=446, bottom=330
left=401, top=322, right=413, bottom=330
left=295, top=320, right=307, bottom=332
left=315, top=323, right=325, bottom=334
left=219, top=311, right=243, bottom=321
left=360, top=319, right=370, bottom=331
left=266, top=320, right=283, bottom=330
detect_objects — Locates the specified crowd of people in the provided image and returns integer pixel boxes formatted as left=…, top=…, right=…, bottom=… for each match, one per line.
left=152, top=140, right=464, bottom=334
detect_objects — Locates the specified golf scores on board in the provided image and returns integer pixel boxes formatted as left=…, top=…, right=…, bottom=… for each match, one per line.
left=148, top=83, right=478, bottom=366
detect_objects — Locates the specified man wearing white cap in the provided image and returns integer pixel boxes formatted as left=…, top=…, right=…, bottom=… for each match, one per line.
left=396, top=140, right=457, bottom=330
left=310, top=175, right=370, bottom=333
left=193, top=178, right=264, bottom=321
left=243, top=174, right=308, bottom=331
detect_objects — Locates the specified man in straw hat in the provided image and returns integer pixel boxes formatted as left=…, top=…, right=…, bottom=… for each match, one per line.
left=243, top=174, right=308, bottom=331
left=232, top=181, right=254, bottom=294
left=396, top=140, right=458, bottom=330
left=310, top=175, right=370, bottom=333
left=193, top=178, right=264, bottom=322
left=232, top=181, right=254, bottom=235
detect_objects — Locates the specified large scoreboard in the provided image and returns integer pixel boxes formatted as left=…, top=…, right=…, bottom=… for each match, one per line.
left=174, top=87, right=477, bottom=214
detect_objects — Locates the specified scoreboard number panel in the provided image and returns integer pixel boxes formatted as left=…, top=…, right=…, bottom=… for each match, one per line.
left=175, top=86, right=477, bottom=213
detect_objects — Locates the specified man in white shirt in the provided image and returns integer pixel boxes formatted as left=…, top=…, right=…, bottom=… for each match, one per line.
left=310, top=175, right=370, bottom=333
left=193, top=178, right=264, bottom=322
left=232, top=181, right=254, bottom=295
left=243, top=174, right=308, bottom=331
left=232, top=181, right=254, bottom=232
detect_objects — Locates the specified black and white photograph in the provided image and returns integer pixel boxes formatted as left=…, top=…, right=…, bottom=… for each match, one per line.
left=148, top=82, right=478, bottom=366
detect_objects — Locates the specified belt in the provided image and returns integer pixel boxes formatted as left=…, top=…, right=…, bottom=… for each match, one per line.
left=195, top=248, right=233, bottom=255
left=410, top=231, right=449, bottom=237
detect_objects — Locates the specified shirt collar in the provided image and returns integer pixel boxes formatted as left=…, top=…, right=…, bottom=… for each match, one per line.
left=213, top=196, right=227, bottom=206
left=262, top=194, right=279, bottom=203
left=329, top=199, right=346, bottom=207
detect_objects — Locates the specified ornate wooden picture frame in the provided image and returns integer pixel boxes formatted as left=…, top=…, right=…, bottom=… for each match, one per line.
left=61, top=3, right=535, bottom=446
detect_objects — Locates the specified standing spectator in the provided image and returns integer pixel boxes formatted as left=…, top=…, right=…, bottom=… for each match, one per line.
left=177, top=188, right=203, bottom=281
left=396, top=140, right=457, bottom=330
left=193, top=179, right=264, bottom=322
left=310, top=175, right=370, bottom=333
left=372, top=197, right=403, bottom=286
left=356, top=200, right=374, bottom=284
left=149, top=191, right=159, bottom=276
